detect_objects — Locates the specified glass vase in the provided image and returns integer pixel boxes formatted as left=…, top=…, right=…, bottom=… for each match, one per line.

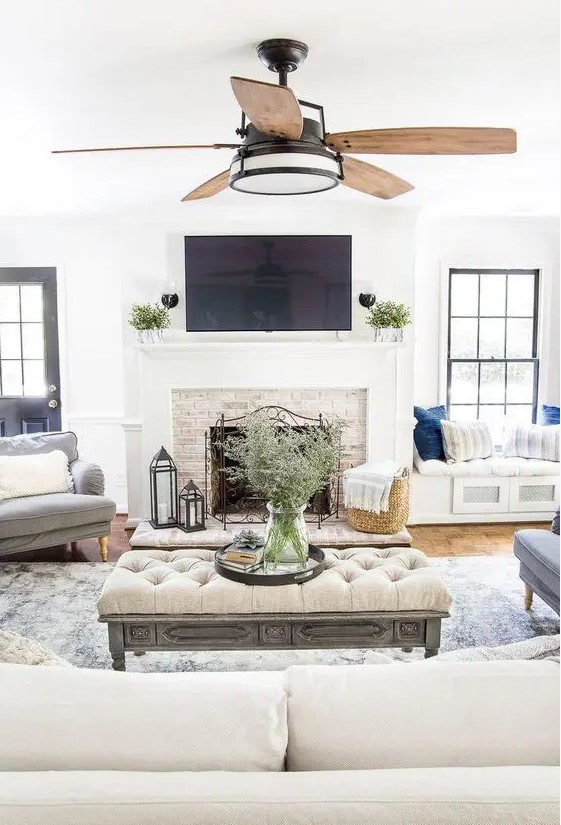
left=263, top=503, right=309, bottom=573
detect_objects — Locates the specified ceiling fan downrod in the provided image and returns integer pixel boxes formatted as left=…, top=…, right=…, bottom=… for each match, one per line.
left=257, top=38, right=309, bottom=87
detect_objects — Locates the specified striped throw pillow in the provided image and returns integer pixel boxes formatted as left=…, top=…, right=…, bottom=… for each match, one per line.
left=503, top=423, right=559, bottom=462
left=440, top=420, right=494, bottom=463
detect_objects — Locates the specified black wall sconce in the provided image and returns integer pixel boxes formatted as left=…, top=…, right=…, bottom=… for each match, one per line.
left=358, top=293, right=376, bottom=309
left=161, top=293, right=179, bottom=309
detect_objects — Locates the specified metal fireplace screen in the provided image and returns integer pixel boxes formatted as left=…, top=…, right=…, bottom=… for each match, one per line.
left=204, top=405, right=340, bottom=529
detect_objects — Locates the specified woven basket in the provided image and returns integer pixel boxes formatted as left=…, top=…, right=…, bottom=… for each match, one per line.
left=346, top=471, right=410, bottom=534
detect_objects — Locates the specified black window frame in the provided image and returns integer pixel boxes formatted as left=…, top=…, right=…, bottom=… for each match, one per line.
left=446, top=268, right=540, bottom=424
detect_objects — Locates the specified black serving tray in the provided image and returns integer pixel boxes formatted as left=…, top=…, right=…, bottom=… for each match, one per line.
left=215, top=544, right=326, bottom=586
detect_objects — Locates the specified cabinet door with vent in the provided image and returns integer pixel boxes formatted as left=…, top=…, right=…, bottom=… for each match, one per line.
left=452, top=478, right=510, bottom=514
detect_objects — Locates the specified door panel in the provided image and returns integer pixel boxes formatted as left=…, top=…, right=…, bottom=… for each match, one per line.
left=0, top=268, right=61, bottom=435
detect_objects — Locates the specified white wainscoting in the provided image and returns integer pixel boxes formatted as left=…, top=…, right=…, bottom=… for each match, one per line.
left=65, top=414, right=128, bottom=512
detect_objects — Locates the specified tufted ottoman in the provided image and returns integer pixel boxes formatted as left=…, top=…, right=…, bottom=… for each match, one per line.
left=97, top=547, right=451, bottom=670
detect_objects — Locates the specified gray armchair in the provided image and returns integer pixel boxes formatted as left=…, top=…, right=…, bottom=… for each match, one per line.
left=0, top=432, right=116, bottom=561
left=513, top=509, right=560, bottom=616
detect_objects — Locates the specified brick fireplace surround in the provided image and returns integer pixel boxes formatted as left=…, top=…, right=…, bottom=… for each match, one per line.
left=171, top=388, right=368, bottom=496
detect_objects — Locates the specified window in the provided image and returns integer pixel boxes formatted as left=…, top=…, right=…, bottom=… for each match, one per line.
left=447, top=268, right=539, bottom=443
left=0, top=282, right=46, bottom=397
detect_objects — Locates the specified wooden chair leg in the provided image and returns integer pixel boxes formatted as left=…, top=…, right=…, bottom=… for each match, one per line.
left=98, top=536, right=109, bottom=562
left=524, top=584, right=533, bottom=610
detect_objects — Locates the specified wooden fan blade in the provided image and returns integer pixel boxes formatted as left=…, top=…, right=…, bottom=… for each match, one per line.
left=230, top=76, right=303, bottom=139
left=52, top=143, right=239, bottom=154
left=326, top=128, right=517, bottom=155
left=181, top=170, right=230, bottom=202
left=341, top=156, right=414, bottom=199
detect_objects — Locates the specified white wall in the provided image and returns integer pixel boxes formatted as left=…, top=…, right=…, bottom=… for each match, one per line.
left=414, top=215, right=560, bottom=408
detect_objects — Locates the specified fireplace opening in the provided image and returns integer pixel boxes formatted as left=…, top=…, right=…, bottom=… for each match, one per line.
left=204, top=406, right=340, bottom=529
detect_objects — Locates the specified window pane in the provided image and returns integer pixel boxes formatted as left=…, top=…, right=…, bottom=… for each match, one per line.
left=507, top=362, right=534, bottom=403
left=480, top=273, right=506, bottom=317
left=1, top=360, right=23, bottom=395
left=506, top=405, right=533, bottom=424
left=506, top=318, right=533, bottom=357
left=479, top=405, right=506, bottom=446
left=479, top=318, right=505, bottom=358
left=449, top=405, right=477, bottom=421
left=0, top=286, right=20, bottom=322
left=0, top=323, right=21, bottom=358
left=449, top=318, right=478, bottom=357
left=450, top=362, right=478, bottom=404
left=480, top=362, right=506, bottom=403
left=21, top=323, right=44, bottom=359
left=507, top=273, right=534, bottom=316
left=23, top=360, right=45, bottom=396
left=20, top=285, right=43, bottom=322
left=450, top=273, right=478, bottom=316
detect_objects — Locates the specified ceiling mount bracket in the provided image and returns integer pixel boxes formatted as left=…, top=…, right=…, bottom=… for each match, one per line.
left=257, top=39, right=309, bottom=85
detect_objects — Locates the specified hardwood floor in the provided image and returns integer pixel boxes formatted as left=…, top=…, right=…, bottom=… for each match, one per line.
left=0, top=516, right=549, bottom=563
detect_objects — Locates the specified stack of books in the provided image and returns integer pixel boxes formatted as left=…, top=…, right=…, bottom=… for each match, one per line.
left=219, top=545, right=264, bottom=573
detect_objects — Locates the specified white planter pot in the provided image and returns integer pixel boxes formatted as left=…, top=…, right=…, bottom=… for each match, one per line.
left=372, top=327, right=404, bottom=343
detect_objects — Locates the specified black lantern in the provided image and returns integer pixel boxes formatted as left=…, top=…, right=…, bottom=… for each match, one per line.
left=178, top=480, right=206, bottom=533
left=149, top=447, right=178, bottom=529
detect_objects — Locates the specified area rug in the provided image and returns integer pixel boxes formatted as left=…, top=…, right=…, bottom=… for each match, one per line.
left=0, top=555, right=558, bottom=672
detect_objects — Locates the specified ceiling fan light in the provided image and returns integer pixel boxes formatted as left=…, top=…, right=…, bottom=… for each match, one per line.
left=229, top=148, right=341, bottom=195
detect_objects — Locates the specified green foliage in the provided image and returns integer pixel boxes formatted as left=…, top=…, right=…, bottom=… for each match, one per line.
left=365, top=300, right=412, bottom=329
left=224, top=410, right=345, bottom=511
left=128, top=302, right=171, bottom=331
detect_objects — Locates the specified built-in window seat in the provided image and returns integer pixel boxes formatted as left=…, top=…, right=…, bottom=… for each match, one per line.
left=410, top=451, right=560, bottom=524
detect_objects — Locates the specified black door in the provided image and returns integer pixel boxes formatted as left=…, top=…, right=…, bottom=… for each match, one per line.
left=0, top=268, right=61, bottom=435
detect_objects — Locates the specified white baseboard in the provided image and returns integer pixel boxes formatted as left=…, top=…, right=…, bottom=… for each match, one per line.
left=408, top=512, right=552, bottom=525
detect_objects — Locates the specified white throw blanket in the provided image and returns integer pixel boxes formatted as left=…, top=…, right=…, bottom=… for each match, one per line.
left=343, top=461, right=404, bottom=514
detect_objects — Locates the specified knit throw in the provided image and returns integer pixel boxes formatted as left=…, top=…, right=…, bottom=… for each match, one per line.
left=343, top=461, right=404, bottom=514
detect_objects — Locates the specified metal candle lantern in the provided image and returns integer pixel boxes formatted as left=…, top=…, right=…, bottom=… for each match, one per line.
left=178, top=480, right=206, bottom=533
left=149, top=447, right=178, bottom=529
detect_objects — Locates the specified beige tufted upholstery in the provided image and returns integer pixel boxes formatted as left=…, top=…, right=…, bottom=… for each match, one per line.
left=97, top=548, right=452, bottom=616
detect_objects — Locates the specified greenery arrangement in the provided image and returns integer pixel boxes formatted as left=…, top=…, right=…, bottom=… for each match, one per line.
left=128, top=303, right=171, bottom=334
left=224, top=410, right=344, bottom=569
left=365, top=300, right=412, bottom=329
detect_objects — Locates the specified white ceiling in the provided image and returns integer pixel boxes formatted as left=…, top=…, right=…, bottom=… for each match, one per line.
left=0, top=0, right=558, bottom=217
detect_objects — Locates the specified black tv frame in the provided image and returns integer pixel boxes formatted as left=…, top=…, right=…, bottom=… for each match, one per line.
left=184, top=234, right=352, bottom=333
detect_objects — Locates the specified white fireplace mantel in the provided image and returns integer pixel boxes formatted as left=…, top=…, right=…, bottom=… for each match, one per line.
left=125, top=339, right=413, bottom=520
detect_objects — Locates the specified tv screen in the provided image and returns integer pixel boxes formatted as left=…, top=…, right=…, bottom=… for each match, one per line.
left=184, top=235, right=352, bottom=332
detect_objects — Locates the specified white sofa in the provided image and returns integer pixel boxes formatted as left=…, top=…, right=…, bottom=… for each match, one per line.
left=410, top=452, right=560, bottom=524
left=0, top=659, right=558, bottom=824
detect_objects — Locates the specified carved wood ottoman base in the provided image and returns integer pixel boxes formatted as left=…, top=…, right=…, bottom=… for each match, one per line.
left=99, top=611, right=447, bottom=671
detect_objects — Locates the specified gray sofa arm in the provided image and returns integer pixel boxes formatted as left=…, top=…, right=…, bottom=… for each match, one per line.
left=70, top=460, right=105, bottom=496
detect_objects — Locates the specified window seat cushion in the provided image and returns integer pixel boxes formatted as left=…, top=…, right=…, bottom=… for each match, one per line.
left=413, top=453, right=559, bottom=478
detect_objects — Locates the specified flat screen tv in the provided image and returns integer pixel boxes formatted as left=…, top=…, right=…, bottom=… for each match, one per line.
left=184, top=235, right=352, bottom=332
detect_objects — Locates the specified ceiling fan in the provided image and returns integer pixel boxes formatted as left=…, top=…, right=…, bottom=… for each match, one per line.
left=52, top=38, right=517, bottom=202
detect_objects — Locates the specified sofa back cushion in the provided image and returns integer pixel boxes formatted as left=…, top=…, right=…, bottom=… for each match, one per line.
left=0, top=431, right=78, bottom=463
left=0, top=665, right=288, bottom=772
left=0, top=450, right=73, bottom=501
left=286, top=661, right=559, bottom=771
left=413, top=405, right=448, bottom=461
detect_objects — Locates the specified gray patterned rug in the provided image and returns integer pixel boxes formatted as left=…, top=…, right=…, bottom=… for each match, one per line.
left=0, top=555, right=558, bottom=672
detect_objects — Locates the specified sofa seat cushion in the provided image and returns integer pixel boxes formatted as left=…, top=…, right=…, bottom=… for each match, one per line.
left=514, top=530, right=560, bottom=597
left=414, top=453, right=559, bottom=478
left=0, top=493, right=115, bottom=540
left=0, top=664, right=287, bottom=772
left=97, top=547, right=452, bottom=616
left=0, top=767, right=558, bottom=825
left=286, top=661, right=559, bottom=771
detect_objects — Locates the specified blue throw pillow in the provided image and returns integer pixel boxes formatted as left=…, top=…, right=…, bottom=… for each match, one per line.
left=413, top=405, right=448, bottom=461
left=539, top=405, right=560, bottom=426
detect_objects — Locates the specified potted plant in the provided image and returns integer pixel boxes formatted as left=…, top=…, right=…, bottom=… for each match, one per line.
left=224, top=410, right=344, bottom=571
left=128, top=302, right=171, bottom=344
left=365, top=300, right=411, bottom=342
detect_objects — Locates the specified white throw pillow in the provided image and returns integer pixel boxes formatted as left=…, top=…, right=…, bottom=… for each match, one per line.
left=440, top=420, right=494, bottom=463
left=503, top=423, right=560, bottom=462
left=0, top=450, right=73, bottom=500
